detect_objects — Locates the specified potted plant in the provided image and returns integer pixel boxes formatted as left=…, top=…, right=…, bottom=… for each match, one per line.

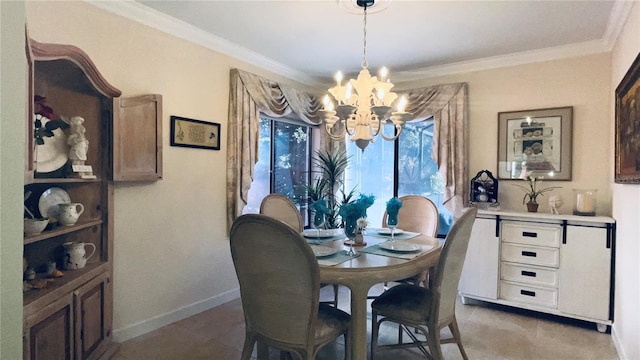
left=513, top=175, right=561, bottom=212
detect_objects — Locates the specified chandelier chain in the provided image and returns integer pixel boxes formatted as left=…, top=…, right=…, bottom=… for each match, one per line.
left=362, top=5, right=368, bottom=69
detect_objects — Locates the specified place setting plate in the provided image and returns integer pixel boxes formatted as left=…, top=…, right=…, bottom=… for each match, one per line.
left=302, top=228, right=343, bottom=239
left=310, top=246, right=338, bottom=258
left=379, top=241, right=421, bottom=253
left=38, top=187, right=71, bottom=218
left=377, top=228, right=404, bottom=235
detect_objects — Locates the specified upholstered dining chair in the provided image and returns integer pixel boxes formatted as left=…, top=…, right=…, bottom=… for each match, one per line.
left=259, top=194, right=340, bottom=308
left=230, top=214, right=351, bottom=360
left=380, top=195, right=439, bottom=288
left=370, top=207, right=478, bottom=360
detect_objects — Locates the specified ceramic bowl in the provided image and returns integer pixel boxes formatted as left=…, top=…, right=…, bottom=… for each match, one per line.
left=24, top=218, right=48, bottom=236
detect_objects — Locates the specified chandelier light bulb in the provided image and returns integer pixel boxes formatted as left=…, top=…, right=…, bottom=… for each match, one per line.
left=379, top=67, right=388, bottom=82
left=397, top=96, right=407, bottom=113
left=335, top=71, right=343, bottom=86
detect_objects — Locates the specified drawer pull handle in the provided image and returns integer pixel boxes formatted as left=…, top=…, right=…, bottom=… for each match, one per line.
left=521, top=270, right=537, bottom=277
left=520, top=290, right=536, bottom=297
left=522, top=251, right=537, bottom=257
left=522, top=231, right=537, bottom=237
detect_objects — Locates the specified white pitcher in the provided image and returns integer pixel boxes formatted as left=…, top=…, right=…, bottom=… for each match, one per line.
left=58, top=203, right=84, bottom=226
left=63, top=242, right=95, bottom=270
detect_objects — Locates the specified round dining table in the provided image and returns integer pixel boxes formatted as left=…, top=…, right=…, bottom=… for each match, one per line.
left=317, top=233, right=442, bottom=360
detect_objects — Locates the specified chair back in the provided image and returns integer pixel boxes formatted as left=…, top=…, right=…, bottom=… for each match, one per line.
left=230, top=214, right=319, bottom=347
left=430, top=207, right=477, bottom=325
left=260, top=193, right=303, bottom=232
left=382, top=195, right=439, bottom=237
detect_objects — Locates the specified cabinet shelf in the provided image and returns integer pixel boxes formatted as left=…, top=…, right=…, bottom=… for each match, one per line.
left=27, top=177, right=102, bottom=185
left=24, top=219, right=103, bottom=245
left=23, top=262, right=107, bottom=313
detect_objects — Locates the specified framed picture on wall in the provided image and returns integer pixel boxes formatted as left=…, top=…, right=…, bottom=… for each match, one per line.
left=170, top=116, right=221, bottom=150
left=615, top=52, right=640, bottom=184
left=497, top=106, right=573, bottom=180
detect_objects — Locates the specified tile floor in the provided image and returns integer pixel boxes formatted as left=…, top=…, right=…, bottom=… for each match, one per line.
left=113, top=285, right=618, bottom=359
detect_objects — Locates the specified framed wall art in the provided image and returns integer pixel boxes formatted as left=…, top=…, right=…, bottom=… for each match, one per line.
left=615, top=52, right=640, bottom=184
left=170, top=116, right=220, bottom=150
left=498, top=106, right=573, bottom=180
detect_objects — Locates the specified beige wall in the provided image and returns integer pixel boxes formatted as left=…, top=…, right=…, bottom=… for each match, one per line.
left=24, top=1, right=311, bottom=341
left=611, top=2, right=640, bottom=359
left=400, top=54, right=612, bottom=214
left=1, top=1, right=26, bottom=358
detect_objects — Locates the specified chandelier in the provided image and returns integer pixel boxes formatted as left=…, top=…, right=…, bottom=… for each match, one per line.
left=318, top=0, right=412, bottom=151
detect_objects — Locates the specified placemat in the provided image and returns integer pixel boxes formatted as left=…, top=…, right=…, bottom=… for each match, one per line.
left=364, top=229, right=421, bottom=241
left=359, top=243, right=435, bottom=260
left=317, top=250, right=360, bottom=266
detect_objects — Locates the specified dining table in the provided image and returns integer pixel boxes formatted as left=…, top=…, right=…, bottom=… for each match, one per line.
left=312, top=230, right=442, bottom=360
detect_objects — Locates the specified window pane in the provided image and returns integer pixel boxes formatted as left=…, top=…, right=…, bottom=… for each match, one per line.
left=273, top=122, right=311, bottom=225
left=344, top=124, right=395, bottom=228
left=397, top=120, right=453, bottom=236
left=244, top=119, right=272, bottom=214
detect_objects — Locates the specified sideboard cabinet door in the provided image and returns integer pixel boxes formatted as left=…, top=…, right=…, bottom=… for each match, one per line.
left=24, top=294, right=74, bottom=360
left=74, top=273, right=112, bottom=360
left=558, top=225, right=611, bottom=321
left=112, top=94, right=163, bottom=181
left=459, top=217, right=500, bottom=300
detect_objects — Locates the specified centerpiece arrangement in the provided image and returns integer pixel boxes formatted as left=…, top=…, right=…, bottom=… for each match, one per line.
left=339, top=194, right=375, bottom=254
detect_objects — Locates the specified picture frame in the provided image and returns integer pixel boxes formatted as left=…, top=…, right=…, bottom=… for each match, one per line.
left=615, top=52, right=640, bottom=184
left=170, top=116, right=220, bottom=150
left=498, top=106, right=573, bottom=180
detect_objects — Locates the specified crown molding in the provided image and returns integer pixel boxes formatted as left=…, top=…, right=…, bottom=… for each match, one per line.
left=87, top=0, right=632, bottom=87
left=86, top=0, right=322, bottom=87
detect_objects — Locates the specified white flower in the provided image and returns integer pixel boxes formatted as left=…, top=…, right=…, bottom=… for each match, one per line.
left=356, top=217, right=368, bottom=230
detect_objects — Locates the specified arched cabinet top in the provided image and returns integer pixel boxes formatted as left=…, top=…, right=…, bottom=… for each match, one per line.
left=29, top=38, right=122, bottom=98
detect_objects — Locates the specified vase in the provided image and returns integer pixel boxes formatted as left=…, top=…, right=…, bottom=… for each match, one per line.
left=526, top=201, right=539, bottom=213
left=344, top=219, right=358, bottom=240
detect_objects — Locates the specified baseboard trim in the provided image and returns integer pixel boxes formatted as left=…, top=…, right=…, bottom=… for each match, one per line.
left=611, top=325, right=627, bottom=360
left=112, top=288, right=240, bottom=343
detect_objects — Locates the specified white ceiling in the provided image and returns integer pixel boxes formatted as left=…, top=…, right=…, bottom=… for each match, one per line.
left=94, top=1, right=630, bottom=86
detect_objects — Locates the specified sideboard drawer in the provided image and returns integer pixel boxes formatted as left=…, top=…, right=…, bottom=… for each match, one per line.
left=501, top=243, right=559, bottom=268
left=501, top=262, right=558, bottom=287
left=500, top=281, right=558, bottom=308
left=501, top=222, right=561, bottom=248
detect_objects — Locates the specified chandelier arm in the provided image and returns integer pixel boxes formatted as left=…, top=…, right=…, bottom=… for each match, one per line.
left=325, top=122, right=347, bottom=140
left=379, top=125, right=403, bottom=141
left=370, top=116, right=381, bottom=137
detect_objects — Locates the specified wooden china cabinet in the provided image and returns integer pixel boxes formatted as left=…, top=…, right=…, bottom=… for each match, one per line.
left=22, top=37, right=161, bottom=360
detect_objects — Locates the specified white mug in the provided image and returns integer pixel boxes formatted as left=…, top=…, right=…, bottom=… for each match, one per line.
left=63, top=242, right=96, bottom=270
left=58, top=203, right=85, bottom=226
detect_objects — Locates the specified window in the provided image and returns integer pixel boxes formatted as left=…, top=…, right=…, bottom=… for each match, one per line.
left=244, top=118, right=313, bottom=224
left=345, top=119, right=453, bottom=236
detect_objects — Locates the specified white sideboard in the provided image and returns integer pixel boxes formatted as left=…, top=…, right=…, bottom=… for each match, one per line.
left=459, top=209, right=615, bottom=332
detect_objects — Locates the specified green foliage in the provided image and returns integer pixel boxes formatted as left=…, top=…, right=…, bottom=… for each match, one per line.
left=512, top=175, right=561, bottom=204
left=304, top=149, right=355, bottom=229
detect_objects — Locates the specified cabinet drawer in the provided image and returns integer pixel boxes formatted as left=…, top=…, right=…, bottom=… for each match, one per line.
left=501, top=222, right=561, bottom=247
left=500, top=281, right=557, bottom=308
left=501, top=243, right=559, bottom=267
left=501, top=262, right=558, bottom=287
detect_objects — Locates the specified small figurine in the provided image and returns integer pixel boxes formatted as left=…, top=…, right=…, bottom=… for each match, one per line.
left=25, top=267, right=36, bottom=280
left=46, top=261, right=63, bottom=278
left=67, top=116, right=89, bottom=166
left=549, top=195, right=563, bottom=215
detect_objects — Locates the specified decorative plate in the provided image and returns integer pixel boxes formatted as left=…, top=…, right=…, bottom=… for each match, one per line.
left=38, top=187, right=71, bottom=219
left=310, top=246, right=338, bottom=258
left=379, top=241, right=421, bottom=252
left=302, top=229, right=343, bottom=238
left=35, top=115, right=69, bottom=174
left=377, top=228, right=404, bottom=235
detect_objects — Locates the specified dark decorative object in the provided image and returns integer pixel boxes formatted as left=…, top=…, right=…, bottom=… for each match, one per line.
left=526, top=202, right=539, bottom=213
left=615, top=52, right=640, bottom=183
left=469, top=170, right=499, bottom=208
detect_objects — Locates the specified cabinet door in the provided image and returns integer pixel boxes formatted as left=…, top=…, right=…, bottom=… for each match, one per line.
left=24, top=294, right=73, bottom=360
left=558, top=225, right=611, bottom=320
left=112, top=94, right=163, bottom=181
left=74, top=272, right=112, bottom=360
left=459, top=217, right=500, bottom=300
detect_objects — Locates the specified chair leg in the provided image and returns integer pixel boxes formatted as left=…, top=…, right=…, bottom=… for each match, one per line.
left=333, top=284, right=340, bottom=307
left=448, top=317, right=469, bottom=360
left=426, top=325, right=443, bottom=360
left=240, top=333, right=256, bottom=360
left=370, top=310, right=379, bottom=360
